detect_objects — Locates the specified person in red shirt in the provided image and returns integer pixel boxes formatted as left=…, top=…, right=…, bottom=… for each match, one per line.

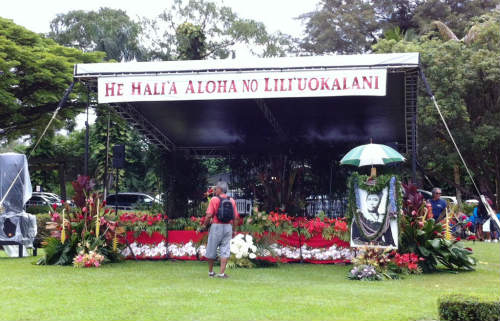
left=202, top=181, right=240, bottom=278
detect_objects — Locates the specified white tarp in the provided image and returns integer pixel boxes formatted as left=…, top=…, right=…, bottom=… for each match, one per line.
left=0, top=153, right=32, bottom=212
left=0, top=153, right=36, bottom=257
left=75, top=52, right=419, bottom=77
left=97, top=68, right=387, bottom=103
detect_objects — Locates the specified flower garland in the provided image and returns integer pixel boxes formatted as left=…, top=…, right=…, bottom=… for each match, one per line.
left=121, top=241, right=207, bottom=258
left=121, top=240, right=353, bottom=262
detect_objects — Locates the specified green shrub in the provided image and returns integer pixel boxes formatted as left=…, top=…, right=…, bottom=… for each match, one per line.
left=26, top=205, right=51, bottom=215
left=439, top=295, right=500, bottom=321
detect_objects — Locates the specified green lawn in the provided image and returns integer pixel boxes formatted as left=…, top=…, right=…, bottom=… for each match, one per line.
left=0, top=242, right=498, bottom=321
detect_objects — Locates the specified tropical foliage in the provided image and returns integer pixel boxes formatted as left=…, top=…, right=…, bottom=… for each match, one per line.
left=399, top=183, right=476, bottom=272
left=37, top=176, right=123, bottom=266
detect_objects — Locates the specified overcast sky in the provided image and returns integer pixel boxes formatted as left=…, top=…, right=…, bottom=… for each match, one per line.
left=1, top=0, right=317, bottom=37
left=2, top=0, right=318, bottom=130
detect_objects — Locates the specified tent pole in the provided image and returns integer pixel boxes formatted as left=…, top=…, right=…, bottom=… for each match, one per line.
left=411, top=110, right=417, bottom=183
left=84, top=88, right=90, bottom=176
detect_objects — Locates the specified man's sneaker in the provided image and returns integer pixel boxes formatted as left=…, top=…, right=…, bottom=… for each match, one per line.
left=485, top=239, right=491, bottom=243
left=493, top=239, right=498, bottom=243
left=209, top=272, right=215, bottom=277
left=216, top=273, right=229, bottom=279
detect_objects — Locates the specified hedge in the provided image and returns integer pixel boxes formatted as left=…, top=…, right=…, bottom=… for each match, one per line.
left=26, top=205, right=51, bottom=215
left=439, top=294, right=500, bottom=321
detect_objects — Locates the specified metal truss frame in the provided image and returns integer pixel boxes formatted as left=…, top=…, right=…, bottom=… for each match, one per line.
left=112, top=102, right=176, bottom=152
left=255, top=99, right=287, bottom=140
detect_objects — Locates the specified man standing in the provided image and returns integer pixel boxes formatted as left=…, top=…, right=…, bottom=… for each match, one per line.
left=202, top=181, right=239, bottom=278
left=428, top=187, right=447, bottom=221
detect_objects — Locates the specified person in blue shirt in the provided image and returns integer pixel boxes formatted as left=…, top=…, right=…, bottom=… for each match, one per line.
left=428, top=187, right=447, bottom=221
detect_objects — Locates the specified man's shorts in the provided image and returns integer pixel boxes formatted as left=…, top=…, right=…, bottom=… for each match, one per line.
left=205, top=223, right=232, bottom=259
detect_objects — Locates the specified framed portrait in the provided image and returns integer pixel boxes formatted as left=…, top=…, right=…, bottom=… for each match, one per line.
left=350, top=177, right=399, bottom=249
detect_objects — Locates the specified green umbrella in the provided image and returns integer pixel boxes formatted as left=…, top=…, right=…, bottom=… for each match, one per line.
left=340, top=143, right=405, bottom=167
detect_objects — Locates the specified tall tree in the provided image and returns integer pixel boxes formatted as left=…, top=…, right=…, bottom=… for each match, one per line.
left=48, top=8, right=143, bottom=61
left=300, top=0, right=380, bottom=54
left=0, top=17, right=104, bottom=141
left=300, top=0, right=499, bottom=54
left=141, top=0, right=295, bottom=60
left=373, top=12, right=500, bottom=206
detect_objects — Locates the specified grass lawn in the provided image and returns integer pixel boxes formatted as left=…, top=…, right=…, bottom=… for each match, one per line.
left=0, top=242, right=498, bottom=321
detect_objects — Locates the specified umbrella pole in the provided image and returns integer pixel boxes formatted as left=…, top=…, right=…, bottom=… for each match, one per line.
left=370, top=166, right=377, bottom=178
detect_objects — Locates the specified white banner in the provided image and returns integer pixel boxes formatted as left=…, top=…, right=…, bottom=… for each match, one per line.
left=97, top=68, right=387, bottom=103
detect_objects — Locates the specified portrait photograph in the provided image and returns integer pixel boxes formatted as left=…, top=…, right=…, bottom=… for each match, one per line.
left=350, top=186, right=399, bottom=249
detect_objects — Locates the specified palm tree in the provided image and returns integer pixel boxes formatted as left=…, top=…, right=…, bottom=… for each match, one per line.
left=431, top=21, right=480, bottom=45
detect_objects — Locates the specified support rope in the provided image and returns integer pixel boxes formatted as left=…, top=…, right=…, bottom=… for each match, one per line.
left=419, top=69, right=499, bottom=229
left=0, top=82, right=76, bottom=211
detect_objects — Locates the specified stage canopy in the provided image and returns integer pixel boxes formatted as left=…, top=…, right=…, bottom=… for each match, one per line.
left=74, top=53, right=419, bottom=158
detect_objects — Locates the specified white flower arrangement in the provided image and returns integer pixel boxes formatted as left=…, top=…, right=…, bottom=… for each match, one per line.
left=121, top=241, right=202, bottom=258
left=121, top=238, right=353, bottom=262
left=230, top=233, right=258, bottom=260
left=265, top=244, right=353, bottom=261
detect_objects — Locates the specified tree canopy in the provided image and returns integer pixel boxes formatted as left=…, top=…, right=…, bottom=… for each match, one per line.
left=141, top=0, right=295, bottom=60
left=300, top=0, right=499, bottom=54
left=0, top=17, right=104, bottom=141
left=48, top=7, right=143, bottom=61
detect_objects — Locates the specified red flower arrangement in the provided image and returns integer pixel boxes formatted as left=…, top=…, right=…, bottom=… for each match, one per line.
left=120, top=213, right=165, bottom=225
left=393, top=252, right=424, bottom=272
left=269, top=212, right=292, bottom=227
left=334, top=220, right=348, bottom=233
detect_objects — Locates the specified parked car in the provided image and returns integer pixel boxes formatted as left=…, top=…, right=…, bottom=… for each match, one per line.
left=26, top=194, right=53, bottom=207
left=441, top=196, right=458, bottom=205
left=418, top=189, right=432, bottom=200
left=105, top=192, right=157, bottom=210
left=465, top=199, right=479, bottom=206
left=32, top=192, right=73, bottom=207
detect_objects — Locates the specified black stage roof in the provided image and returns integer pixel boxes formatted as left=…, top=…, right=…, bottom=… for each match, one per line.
left=75, top=53, right=419, bottom=157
